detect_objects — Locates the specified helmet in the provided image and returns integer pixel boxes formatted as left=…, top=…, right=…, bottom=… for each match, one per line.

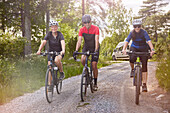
left=82, top=14, right=91, bottom=23
left=49, top=20, right=58, bottom=27
left=132, top=19, right=142, bottom=25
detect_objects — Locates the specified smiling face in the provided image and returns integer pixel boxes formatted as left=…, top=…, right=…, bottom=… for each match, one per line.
left=133, top=25, right=141, bottom=33
left=83, top=21, right=92, bottom=29
left=50, top=25, right=58, bottom=33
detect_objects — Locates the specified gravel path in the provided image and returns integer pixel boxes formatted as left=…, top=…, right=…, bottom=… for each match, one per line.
left=0, top=62, right=165, bottom=113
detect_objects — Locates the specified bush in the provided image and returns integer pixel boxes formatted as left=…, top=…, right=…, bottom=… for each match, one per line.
left=156, top=56, right=170, bottom=92
left=0, top=33, right=25, bottom=59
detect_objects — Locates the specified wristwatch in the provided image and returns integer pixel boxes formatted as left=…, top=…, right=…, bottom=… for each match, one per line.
left=152, top=49, right=155, bottom=51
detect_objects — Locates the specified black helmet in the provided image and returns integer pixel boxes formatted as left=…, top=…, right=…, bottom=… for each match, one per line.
left=49, top=20, right=58, bottom=27
left=82, top=14, right=91, bottom=23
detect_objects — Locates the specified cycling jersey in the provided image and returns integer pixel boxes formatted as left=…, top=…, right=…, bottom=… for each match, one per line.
left=126, top=29, right=151, bottom=49
left=79, top=25, right=99, bottom=52
left=44, top=31, right=64, bottom=52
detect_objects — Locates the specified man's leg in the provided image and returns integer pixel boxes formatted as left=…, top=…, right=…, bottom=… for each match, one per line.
left=92, top=61, right=98, bottom=91
left=130, top=62, right=135, bottom=78
left=81, top=55, right=86, bottom=66
left=142, top=72, right=147, bottom=84
left=55, top=55, right=65, bottom=80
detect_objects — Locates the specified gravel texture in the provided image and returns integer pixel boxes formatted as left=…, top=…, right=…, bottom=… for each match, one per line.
left=0, top=62, right=167, bottom=113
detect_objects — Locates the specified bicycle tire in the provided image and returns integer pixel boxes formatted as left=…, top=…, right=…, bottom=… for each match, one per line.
left=89, top=69, right=94, bottom=93
left=45, top=68, right=54, bottom=103
left=81, top=67, right=87, bottom=101
left=135, top=66, right=140, bottom=105
left=56, top=70, right=62, bottom=94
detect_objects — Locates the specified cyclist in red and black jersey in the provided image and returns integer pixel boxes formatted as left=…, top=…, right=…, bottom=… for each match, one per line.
left=73, top=14, right=100, bottom=91
left=37, top=20, right=65, bottom=80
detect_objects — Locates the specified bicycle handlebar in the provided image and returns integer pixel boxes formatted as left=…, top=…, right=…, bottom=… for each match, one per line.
left=127, top=51, right=156, bottom=57
left=40, top=51, right=60, bottom=56
left=74, top=51, right=97, bottom=56
left=127, top=51, right=150, bottom=56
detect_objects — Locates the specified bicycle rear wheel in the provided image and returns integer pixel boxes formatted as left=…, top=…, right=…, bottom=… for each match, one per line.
left=45, top=68, right=54, bottom=103
left=135, top=66, right=140, bottom=105
left=81, top=67, right=88, bottom=101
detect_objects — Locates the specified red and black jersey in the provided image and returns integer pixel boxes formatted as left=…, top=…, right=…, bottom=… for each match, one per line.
left=79, top=25, right=99, bottom=52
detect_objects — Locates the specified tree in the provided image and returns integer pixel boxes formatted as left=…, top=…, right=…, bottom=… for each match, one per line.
left=100, top=0, right=132, bottom=56
left=138, top=0, right=169, bottom=42
left=24, top=0, right=32, bottom=55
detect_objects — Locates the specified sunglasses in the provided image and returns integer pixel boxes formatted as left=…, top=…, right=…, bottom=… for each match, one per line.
left=84, top=22, right=90, bottom=24
left=133, top=25, right=141, bottom=28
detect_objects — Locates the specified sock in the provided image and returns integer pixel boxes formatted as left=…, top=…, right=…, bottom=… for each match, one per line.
left=94, top=78, right=97, bottom=85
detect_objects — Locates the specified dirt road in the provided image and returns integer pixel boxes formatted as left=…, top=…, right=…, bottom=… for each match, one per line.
left=0, top=62, right=166, bottom=113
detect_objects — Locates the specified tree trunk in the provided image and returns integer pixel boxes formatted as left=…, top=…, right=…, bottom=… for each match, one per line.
left=45, top=0, right=49, bottom=51
left=24, top=0, right=32, bottom=55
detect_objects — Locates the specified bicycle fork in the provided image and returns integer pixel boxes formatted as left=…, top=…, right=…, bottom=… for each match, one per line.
left=133, top=64, right=142, bottom=86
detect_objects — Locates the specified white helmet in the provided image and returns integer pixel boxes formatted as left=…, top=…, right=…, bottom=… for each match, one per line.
left=132, top=19, right=142, bottom=25
left=49, top=20, right=58, bottom=27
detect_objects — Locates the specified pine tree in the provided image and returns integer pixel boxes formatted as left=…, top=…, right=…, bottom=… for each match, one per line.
left=138, top=0, right=169, bottom=42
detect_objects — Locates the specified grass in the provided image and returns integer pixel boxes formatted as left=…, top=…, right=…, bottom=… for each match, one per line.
left=0, top=55, right=115, bottom=105
left=156, top=56, right=170, bottom=92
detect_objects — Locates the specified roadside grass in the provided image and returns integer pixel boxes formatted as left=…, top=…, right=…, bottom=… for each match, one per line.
left=156, top=56, right=170, bottom=92
left=0, top=55, right=116, bottom=105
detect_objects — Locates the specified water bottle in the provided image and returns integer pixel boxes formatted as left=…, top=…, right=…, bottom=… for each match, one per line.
left=54, top=66, right=58, bottom=71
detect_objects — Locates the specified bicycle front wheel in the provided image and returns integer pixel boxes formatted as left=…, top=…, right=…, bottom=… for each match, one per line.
left=45, top=68, right=54, bottom=103
left=81, top=67, right=88, bottom=101
left=135, top=66, right=141, bottom=105
left=89, top=69, right=94, bottom=93
left=56, top=71, right=62, bottom=94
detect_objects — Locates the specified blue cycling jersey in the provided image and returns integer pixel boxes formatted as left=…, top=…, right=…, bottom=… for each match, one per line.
left=125, top=29, right=151, bottom=49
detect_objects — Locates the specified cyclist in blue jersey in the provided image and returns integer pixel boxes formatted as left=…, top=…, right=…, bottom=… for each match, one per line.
left=37, top=20, right=65, bottom=80
left=122, top=19, right=155, bottom=92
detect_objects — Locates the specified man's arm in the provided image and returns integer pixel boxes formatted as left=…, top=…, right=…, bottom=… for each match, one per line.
left=122, top=41, right=129, bottom=54
left=37, top=40, right=47, bottom=55
left=61, top=40, right=65, bottom=55
left=76, top=36, right=82, bottom=51
left=147, top=40, right=155, bottom=56
left=95, top=35, right=99, bottom=51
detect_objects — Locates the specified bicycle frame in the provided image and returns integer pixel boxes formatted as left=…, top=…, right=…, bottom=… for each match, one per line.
left=75, top=51, right=96, bottom=101
left=133, top=57, right=142, bottom=86
left=84, top=54, right=93, bottom=84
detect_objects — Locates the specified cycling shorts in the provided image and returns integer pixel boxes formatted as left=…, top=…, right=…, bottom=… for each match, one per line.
left=129, top=47, right=148, bottom=72
left=48, top=54, right=64, bottom=61
left=82, top=47, right=100, bottom=62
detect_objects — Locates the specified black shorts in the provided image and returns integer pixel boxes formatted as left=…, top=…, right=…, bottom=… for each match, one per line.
left=48, top=54, right=64, bottom=61
left=129, top=47, right=148, bottom=72
left=82, top=47, right=100, bottom=62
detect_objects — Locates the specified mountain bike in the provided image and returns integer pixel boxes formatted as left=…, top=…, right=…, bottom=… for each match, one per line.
left=127, top=51, right=152, bottom=105
left=41, top=51, right=62, bottom=103
left=74, top=51, right=96, bottom=101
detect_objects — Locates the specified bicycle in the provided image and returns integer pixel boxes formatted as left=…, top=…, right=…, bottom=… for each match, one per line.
left=74, top=51, right=96, bottom=101
left=41, top=51, right=63, bottom=103
left=127, top=51, right=152, bottom=105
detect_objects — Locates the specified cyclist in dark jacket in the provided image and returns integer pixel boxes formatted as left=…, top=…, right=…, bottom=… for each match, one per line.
left=37, top=20, right=65, bottom=80
left=73, top=14, right=100, bottom=91
left=122, top=19, right=155, bottom=92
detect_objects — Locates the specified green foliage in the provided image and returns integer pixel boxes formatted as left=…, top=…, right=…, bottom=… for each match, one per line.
left=100, top=0, right=132, bottom=57
left=0, top=32, right=25, bottom=59
left=155, top=30, right=170, bottom=92
left=156, top=56, right=170, bottom=92
left=138, top=0, right=169, bottom=41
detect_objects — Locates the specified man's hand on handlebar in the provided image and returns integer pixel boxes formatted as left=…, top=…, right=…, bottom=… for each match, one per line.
left=36, top=50, right=41, bottom=55
left=73, top=51, right=78, bottom=60
left=122, top=49, right=127, bottom=55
